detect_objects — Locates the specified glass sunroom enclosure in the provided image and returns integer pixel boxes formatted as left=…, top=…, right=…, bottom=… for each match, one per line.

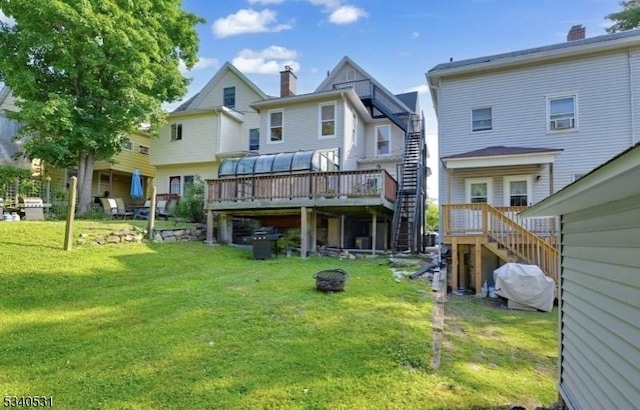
left=218, top=149, right=340, bottom=178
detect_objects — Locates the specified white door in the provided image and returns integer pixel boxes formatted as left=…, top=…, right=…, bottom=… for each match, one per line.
left=465, top=178, right=493, bottom=233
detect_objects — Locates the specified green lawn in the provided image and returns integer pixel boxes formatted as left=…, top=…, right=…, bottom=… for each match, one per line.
left=0, top=221, right=558, bottom=410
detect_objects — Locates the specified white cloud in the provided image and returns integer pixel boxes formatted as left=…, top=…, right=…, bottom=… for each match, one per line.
left=232, top=46, right=300, bottom=74
left=179, top=57, right=220, bottom=73
left=406, top=84, right=429, bottom=95
left=412, top=32, right=420, bottom=39
left=328, top=5, right=367, bottom=24
left=308, top=0, right=342, bottom=9
left=0, top=10, right=15, bottom=26
left=212, top=9, right=292, bottom=38
left=248, top=0, right=285, bottom=4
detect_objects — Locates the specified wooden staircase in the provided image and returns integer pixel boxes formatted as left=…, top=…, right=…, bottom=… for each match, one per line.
left=483, top=204, right=559, bottom=282
left=391, top=114, right=426, bottom=252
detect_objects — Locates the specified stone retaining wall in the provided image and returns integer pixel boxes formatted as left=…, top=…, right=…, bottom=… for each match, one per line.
left=78, top=223, right=208, bottom=245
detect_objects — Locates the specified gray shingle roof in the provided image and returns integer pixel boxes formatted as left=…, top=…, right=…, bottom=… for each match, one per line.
left=442, top=146, right=563, bottom=159
left=395, top=92, right=418, bottom=112
left=172, top=93, right=200, bottom=113
left=429, top=28, right=640, bottom=73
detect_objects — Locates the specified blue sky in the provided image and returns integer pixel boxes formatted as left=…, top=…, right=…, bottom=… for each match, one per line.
left=0, top=0, right=624, bottom=197
left=177, top=0, right=621, bottom=198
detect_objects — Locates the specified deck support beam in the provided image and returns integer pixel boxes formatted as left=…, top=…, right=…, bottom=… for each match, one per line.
left=451, top=237, right=458, bottom=293
left=218, top=212, right=232, bottom=244
left=475, top=237, right=482, bottom=296
left=301, top=207, right=308, bottom=259
left=372, top=213, right=377, bottom=255
left=206, top=209, right=215, bottom=244
left=340, top=215, right=345, bottom=249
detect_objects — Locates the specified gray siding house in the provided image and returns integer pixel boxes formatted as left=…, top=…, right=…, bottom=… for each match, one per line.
left=426, top=26, right=640, bottom=294
left=522, top=143, right=640, bottom=410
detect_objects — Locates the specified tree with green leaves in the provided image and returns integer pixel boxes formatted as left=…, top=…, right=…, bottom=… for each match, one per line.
left=0, top=1, right=203, bottom=213
left=606, top=0, right=640, bottom=32
left=426, top=197, right=439, bottom=231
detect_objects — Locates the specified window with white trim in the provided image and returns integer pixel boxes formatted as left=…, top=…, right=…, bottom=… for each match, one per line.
left=122, top=139, right=132, bottom=151
left=376, top=125, right=391, bottom=156
left=223, top=87, right=235, bottom=108
left=346, top=69, right=355, bottom=81
left=269, top=110, right=283, bottom=143
left=249, top=128, right=259, bottom=151
left=170, top=123, right=182, bottom=141
left=169, top=176, right=181, bottom=195
left=471, top=107, right=492, bottom=132
left=548, top=96, right=576, bottom=131
left=319, top=103, right=336, bottom=138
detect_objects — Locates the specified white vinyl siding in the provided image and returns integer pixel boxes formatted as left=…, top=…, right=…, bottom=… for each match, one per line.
left=559, top=194, right=640, bottom=410
left=259, top=100, right=345, bottom=155
left=437, top=49, right=637, bottom=206
left=151, top=114, right=219, bottom=165
left=193, top=70, right=259, bottom=110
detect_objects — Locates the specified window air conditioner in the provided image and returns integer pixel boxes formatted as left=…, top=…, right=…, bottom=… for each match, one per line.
left=551, top=118, right=573, bottom=130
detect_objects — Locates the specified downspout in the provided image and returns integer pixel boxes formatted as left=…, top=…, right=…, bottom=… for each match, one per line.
left=629, top=47, right=637, bottom=145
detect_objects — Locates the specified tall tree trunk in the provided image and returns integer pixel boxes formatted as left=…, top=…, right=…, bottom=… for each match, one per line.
left=76, top=151, right=95, bottom=215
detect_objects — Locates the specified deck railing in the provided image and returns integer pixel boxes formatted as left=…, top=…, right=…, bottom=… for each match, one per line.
left=442, top=203, right=559, bottom=282
left=206, top=169, right=397, bottom=204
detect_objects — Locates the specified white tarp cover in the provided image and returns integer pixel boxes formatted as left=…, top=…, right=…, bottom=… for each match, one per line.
left=493, top=263, right=555, bottom=312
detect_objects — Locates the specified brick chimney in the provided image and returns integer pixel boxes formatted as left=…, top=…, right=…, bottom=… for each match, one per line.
left=567, top=25, right=586, bottom=42
left=280, top=65, right=297, bottom=98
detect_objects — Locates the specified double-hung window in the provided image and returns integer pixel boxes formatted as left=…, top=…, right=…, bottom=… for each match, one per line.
left=249, top=128, right=259, bottom=151
left=171, top=123, right=183, bottom=141
left=269, top=110, right=283, bottom=143
left=376, top=125, right=391, bottom=156
left=548, top=95, right=576, bottom=131
left=223, top=87, right=236, bottom=108
left=471, top=107, right=492, bottom=132
left=319, top=103, right=336, bottom=138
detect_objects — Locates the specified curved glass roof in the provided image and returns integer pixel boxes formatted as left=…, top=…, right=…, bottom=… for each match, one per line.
left=218, top=149, right=339, bottom=178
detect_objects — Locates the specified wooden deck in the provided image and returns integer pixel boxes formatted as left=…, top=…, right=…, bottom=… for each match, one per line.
left=442, top=203, right=560, bottom=292
left=205, top=169, right=397, bottom=213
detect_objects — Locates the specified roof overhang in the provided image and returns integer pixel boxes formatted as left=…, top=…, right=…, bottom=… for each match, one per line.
left=442, top=150, right=562, bottom=169
left=522, top=143, right=640, bottom=217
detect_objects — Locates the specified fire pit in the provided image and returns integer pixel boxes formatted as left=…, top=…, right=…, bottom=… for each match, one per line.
left=313, top=269, right=348, bottom=292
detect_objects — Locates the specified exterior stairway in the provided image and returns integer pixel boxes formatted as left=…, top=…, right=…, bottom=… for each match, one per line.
left=483, top=204, right=559, bottom=282
left=392, top=114, right=426, bottom=252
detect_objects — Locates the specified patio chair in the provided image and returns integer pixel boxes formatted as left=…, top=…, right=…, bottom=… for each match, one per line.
left=114, top=198, right=134, bottom=219
left=133, top=200, right=151, bottom=220
left=99, top=198, right=118, bottom=219
left=158, top=198, right=178, bottom=220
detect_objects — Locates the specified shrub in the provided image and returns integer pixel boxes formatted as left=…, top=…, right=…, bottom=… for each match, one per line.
left=173, top=175, right=205, bottom=223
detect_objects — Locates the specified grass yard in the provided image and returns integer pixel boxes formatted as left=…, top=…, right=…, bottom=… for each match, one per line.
left=0, top=221, right=558, bottom=409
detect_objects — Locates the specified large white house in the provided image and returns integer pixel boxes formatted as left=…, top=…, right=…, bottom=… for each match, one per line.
left=153, top=57, right=428, bottom=255
left=426, top=26, right=640, bottom=293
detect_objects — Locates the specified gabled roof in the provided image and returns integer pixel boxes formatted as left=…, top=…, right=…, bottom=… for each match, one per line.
left=315, top=56, right=413, bottom=114
left=173, top=61, right=268, bottom=113
left=395, top=92, right=419, bottom=112
left=442, top=146, right=563, bottom=169
left=429, top=28, right=640, bottom=75
left=522, top=142, right=640, bottom=217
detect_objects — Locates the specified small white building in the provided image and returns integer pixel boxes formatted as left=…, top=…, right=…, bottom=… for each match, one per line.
left=522, top=143, right=640, bottom=410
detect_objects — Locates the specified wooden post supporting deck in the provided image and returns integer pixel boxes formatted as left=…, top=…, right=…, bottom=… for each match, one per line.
left=475, top=237, right=482, bottom=296
left=301, top=207, right=308, bottom=258
left=371, top=213, right=377, bottom=255
left=340, top=215, right=345, bottom=249
left=451, top=237, right=458, bottom=293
